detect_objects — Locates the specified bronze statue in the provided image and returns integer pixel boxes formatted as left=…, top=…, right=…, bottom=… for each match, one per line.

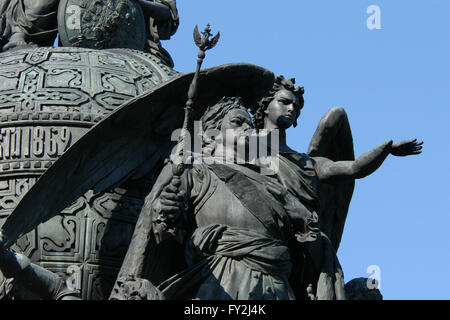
left=141, top=0, right=179, bottom=67
left=0, top=2, right=424, bottom=298
left=0, top=0, right=59, bottom=50
left=118, top=97, right=321, bottom=299
left=0, top=1, right=180, bottom=299
left=249, top=75, right=423, bottom=299
left=0, top=0, right=179, bottom=66
left=0, top=95, right=333, bottom=300
left=0, top=62, right=277, bottom=299
left=0, top=73, right=423, bottom=300
left=0, top=242, right=80, bottom=299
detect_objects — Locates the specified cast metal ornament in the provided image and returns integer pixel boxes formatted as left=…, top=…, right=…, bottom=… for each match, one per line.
left=0, top=46, right=179, bottom=299
left=58, top=0, right=147, bottom=50
left=0, top=1, right=423, bottom=301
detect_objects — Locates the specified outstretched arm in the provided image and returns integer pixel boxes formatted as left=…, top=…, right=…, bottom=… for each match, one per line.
left=0, top=244, right=80, bottom=299
left=314, top=139, right=423, bottom=182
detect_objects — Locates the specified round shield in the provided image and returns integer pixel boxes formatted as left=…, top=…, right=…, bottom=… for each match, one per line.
left=58, top=0, right=147, bottom=51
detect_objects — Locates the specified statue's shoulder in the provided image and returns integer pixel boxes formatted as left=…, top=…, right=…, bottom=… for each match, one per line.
left=281, top=151, right=316, bottom=171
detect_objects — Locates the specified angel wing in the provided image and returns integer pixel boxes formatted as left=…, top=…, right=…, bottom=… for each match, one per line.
left=0, top=63, right=275, bottom=248
left=307, top=107, right=355, bottom=251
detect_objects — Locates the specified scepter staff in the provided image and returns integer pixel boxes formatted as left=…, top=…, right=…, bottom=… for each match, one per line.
left=160, top=24, right=220, bottom=243
left=172, top=24, right=220, bottom=175
left=109, top=24, right=220, bottom=300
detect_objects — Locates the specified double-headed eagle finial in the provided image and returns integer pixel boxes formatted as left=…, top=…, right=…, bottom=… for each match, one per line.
left=194, top=24, right=220, bottom=51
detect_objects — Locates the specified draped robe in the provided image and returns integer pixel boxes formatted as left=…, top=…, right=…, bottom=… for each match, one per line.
left=146, top=161, right=320, bottom=300
left=278, top=152, right=346, bottom=300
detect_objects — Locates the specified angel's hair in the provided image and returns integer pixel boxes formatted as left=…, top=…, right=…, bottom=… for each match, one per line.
left=200, top=96, right=248, bottom=155
left=251, top=75, right=305, bottom=129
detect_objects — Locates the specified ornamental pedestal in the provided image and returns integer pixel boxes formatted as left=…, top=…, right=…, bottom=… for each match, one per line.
left=0, top=46, right=179, bottom=299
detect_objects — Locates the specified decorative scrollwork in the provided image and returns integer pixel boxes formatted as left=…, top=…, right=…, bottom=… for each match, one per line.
left=0, top=46, right=179, bottom=299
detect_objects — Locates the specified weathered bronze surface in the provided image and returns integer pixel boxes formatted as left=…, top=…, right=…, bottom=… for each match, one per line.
left=58, top=0, right=147, bottom=51
left=0, top=1, right=423, bottom=301
left=0, top=46, right=180, bottom=299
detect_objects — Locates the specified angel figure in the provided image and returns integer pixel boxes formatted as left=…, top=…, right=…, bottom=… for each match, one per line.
left=250, top=75, right=423, bottom=299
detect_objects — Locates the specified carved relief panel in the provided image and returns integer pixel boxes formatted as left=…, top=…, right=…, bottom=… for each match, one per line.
left=0, top=46, right=180, bottom=299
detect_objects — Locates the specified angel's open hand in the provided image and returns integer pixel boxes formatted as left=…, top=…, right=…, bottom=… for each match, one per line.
left=390, top=139, right=423, bottom=157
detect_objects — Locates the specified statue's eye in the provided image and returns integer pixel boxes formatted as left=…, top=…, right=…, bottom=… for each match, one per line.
left=230, top=118, right=243, bottom=125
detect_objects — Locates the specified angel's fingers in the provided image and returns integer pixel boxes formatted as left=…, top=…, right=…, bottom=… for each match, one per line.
left=404, top=140, right=420, bottom=147
left=400, top=138, right=418, bottom=146
left=404, top=145, right=422, bottom=152
left=403, top=144, right=422, bottom=151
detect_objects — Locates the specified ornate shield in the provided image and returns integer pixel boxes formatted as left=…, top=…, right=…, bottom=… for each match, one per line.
left=58, top=0, right=147, bottom=50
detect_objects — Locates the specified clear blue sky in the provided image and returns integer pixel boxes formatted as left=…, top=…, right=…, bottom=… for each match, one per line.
left=162, top=0, right=449, bottom=300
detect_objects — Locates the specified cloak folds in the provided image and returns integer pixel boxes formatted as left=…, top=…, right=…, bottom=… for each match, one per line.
left=145, top=0, right=179, bottom=68
left=158, top=224, right=295, bottom=300
left=278, top=152, right=346, bottom=300
left=5, top=0, right=58, bottom=46
left=145, top=161, right=320, bottom=300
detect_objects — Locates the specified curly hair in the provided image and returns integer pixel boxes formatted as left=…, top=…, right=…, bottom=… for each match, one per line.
left=200, top=96, right=248, bottom=131
left=199, top=96, right=249, bottom=156
left=251, top=75, right=304, bottom=129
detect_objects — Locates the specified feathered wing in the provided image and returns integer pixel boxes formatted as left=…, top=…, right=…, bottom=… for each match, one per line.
left=209, top=32, right=220, bottom=49
left=0, top=63, right=275, bottom=248
left=307, top=107, right=355, bottom=251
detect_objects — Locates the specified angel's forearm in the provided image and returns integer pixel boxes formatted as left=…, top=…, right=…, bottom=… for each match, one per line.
left=351, top=140, right=393, bottom=179
left=138, top=0, right=171, bottom=20
left=315, top=140, right=393, bottom=181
